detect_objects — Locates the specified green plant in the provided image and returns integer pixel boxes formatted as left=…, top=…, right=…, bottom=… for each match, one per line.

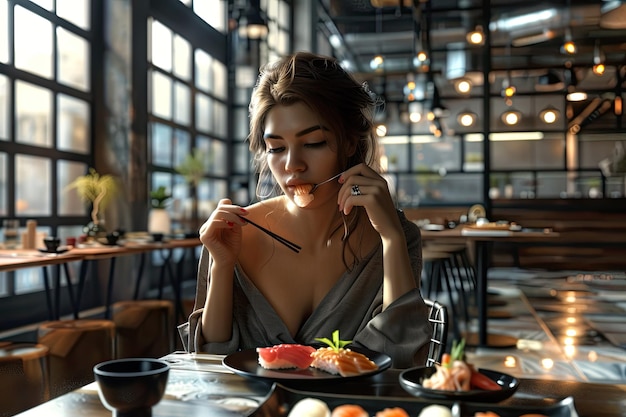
left=150, top=186, right=172, bottom=209
left=176, top=148, right=206, bottom=186
left=67, top=168, right=119, bottom=225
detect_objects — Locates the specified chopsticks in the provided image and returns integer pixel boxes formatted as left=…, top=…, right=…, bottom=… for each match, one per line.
left=238, top=215, right=302, bottom=253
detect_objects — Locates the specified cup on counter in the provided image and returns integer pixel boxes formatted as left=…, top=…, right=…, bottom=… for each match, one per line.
left=43, top=236, right=61, bottom=253
left=2, top=219, right=20, bottom=249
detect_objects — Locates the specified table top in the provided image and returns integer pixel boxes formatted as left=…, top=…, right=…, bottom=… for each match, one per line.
left=14, top=352, right=626, bottom=417
left=0, top=238, right=201, bottom=272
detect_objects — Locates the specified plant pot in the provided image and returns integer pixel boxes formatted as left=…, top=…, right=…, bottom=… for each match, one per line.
left=148, top=209, right=171, bottom=235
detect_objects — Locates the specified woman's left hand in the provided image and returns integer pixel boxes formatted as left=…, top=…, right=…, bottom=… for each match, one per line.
left=337, top=163, right=402, bottom=238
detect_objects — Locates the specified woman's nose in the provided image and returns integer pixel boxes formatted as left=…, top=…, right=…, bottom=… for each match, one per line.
left=284, top=149, right=306, bottom=172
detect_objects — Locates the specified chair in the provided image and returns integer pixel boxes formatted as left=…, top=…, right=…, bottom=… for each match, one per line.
left=424, top=298, right=448, bottom=367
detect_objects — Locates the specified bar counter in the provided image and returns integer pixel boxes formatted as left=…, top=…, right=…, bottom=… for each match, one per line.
left=13, top=351, right=626, bottom=417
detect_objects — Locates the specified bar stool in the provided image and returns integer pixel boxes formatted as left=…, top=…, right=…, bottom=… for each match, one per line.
left=0, top=342, right=50, bottom=416
left=112, top=299, right=174, bottom=359
left=422, top=249, right=466, bottom=341
left=37, top=319, right=116, bottom=399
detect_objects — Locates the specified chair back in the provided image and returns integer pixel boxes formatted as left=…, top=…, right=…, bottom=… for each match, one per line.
left=424, top=298, right=448, bottom=367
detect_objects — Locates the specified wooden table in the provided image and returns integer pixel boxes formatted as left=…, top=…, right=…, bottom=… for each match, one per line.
left=420, top=227, right=560, bottom=347
left=14, top=352, right=626, bottom=417
left=0, top=238, right=201, bottom=321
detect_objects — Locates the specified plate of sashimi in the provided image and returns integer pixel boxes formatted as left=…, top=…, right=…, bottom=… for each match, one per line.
left=223, top=331, right=391, bottom=381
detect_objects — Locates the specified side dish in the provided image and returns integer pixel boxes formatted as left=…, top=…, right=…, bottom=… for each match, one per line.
left=422, top=339, right=502, bottom=392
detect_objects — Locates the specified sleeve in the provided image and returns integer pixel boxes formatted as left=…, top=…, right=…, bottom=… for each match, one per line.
left=177, top=247, right=241, bottom=353
left=352, top=211, right=433, bottom=368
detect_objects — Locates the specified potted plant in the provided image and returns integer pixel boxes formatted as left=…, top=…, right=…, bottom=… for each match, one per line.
left=67, top=168, right=119, bottom=239
left=175, top=148, right=206, bottom=230
left=148, top=186, right=172, bottom=234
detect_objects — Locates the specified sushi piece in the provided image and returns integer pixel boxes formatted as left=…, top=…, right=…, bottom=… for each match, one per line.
left=331, top=404, right=368, bottom=417
left=257, top=344, right=316, bottom=370
left=375, top=407, right=410, bottom=417
left=310, top=347, right=378, bottom=377
left=418, top=405, right=453, bottom=417
left=294, top=184, right=314, bottom=207
left=288, top=398, right=331, bottom=417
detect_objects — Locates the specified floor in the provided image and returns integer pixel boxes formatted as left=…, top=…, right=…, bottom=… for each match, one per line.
left=457, top=267, right=626, bottom=384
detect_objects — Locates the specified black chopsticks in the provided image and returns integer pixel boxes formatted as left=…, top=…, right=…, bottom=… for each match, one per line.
left=238, top=215, right=301, bottom=253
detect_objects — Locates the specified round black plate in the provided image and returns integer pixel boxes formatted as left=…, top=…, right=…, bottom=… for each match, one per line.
left=38, top=247, right=70, bottom=254
left=223, top=346, right=391, bottom=382
left=399, top=366, right=519, bottom=402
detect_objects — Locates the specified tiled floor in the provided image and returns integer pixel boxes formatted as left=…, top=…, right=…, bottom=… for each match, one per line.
left=458, top=267, right=626, bottom=384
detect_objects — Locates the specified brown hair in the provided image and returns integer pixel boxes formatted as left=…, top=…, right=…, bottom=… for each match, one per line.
left=248, top=51, right=380, bottom=198
left=247, top=52, right=382, bottom=267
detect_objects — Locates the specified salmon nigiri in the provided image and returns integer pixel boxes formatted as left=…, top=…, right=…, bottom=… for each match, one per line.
left=375, top=407, right=410, bottom=417
left=331, top=404, right=368, bottom=417
left=257, top=344, right=316, bottom=370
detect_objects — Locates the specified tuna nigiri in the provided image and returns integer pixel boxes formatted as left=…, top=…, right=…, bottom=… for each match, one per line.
left=257, top=344, right=316, bottom=370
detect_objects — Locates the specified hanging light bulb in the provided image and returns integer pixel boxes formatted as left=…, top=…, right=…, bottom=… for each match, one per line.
left=561, top=27, right=577, bottom=54
left=592, top=40, right=606, bottom=75
left=455, top=78, right=472, bottom=95
left=501, top=75, right=516, bottom=106
left=370, top=55, right=384, bottom=70
left=457, top=111, right=477, bottom=127
left=540, top=107, right=560, bottom=124
left=501, top=110, right=522, bottom=125
left=466, top=25, right=485, bottom=45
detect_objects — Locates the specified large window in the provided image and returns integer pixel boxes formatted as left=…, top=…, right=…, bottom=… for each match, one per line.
left=1, top=1, right=93, bottom=303
left=147, top=10, right=229, bottom=230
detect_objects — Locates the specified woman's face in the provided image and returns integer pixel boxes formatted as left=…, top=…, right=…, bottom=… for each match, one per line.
left=263, top=102, right=342, bottom=206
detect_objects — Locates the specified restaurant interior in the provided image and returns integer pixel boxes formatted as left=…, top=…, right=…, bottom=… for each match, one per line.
left=1, top=0, right=625, bottom=416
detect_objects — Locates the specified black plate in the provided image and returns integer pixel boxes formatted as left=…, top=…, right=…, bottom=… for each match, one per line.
left=223, top=346, right=391, bottom=382
left=251, top=384, right=578, bottom=417
left=38, top=247, right=70, bottom=254
left=399, top=366, right=519, bottom=402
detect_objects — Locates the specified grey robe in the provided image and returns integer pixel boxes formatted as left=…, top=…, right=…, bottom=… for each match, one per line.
left=178, top=211, right=432, bottom=368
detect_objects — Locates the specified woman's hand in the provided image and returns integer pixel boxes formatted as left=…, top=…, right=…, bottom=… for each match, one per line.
left=198, top=198, right=247, bottom=266
left=337, top=164, right=402, bottom=240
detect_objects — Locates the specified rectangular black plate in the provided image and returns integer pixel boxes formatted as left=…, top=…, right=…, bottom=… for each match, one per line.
left=250, top=383, right=578, bottom=417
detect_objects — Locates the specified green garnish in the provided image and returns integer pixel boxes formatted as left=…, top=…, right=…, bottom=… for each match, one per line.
left=448, top=338, right=466, bottom=367
left=315, top=330, right=352, bottom=352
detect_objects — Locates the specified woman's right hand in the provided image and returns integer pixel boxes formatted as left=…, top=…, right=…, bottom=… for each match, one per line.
left=198, top=198, right=247, bottom=266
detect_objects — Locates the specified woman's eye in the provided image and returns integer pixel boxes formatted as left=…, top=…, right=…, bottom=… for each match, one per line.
left=305, top=141, right=327, bottom=148
left=266, top=147, right=285, bottom=154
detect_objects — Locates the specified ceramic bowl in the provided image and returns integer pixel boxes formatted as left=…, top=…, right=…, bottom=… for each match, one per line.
left=43, top=236, right=61, bottom=252
left=93, top=358, right=170, bottom=417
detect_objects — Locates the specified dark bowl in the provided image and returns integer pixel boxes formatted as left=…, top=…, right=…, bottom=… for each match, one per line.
left=43, top=236, right=61, bottom=252
left=151, top=233, right=164, bottom=242
left=399, top=366, right=519, bottom=402
left=94, top=358, right=170, bottom=416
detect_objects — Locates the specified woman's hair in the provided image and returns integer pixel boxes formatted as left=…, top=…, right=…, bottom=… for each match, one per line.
left=247, top=52, right=382, bottom=268
left=248, top=51, right=381, bottom=199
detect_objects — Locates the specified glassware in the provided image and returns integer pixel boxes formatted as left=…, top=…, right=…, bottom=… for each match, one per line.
left=2, top=219, right=20, bottom=249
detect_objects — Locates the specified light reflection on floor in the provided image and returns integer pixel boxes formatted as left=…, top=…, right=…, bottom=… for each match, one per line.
left=452, top=268, right=626, bottom=384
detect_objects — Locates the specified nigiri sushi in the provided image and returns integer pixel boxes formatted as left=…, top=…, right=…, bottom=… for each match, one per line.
left=294, top=184, right=314, bottom=207
left=310, top=347, right=378, bottom=377
left=418, top=405, right=453, bottom=417
left=331, top=404, right=368, bottom=417
left=257, top=344, right=316, bottom=370
left=375, top=407, right=410, bottom=417
left=288, top=398, right=331, bottom=417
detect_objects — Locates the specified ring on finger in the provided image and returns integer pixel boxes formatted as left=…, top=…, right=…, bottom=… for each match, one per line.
left=351, top=184, right=362, bottom=196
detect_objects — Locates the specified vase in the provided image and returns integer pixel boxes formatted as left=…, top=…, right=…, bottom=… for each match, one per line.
left=148, top=209, right=171, bottom=235
left=84, top=221, right=106, bottom=242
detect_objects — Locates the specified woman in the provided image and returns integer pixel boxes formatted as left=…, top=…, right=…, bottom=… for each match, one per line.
left=180, top=52, right=432, bottom=368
